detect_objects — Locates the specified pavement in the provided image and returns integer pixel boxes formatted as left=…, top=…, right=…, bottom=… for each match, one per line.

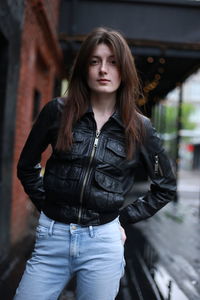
left=131, top=168, right=200, bottom=300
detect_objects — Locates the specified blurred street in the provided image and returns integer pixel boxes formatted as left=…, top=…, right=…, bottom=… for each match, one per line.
left=122, top=168, right=200, bottom=300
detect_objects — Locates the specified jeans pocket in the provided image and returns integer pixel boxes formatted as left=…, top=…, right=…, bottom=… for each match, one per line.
left=94, top=222, right=122, bottom=243
left=35, top=225, right=49, bottom=239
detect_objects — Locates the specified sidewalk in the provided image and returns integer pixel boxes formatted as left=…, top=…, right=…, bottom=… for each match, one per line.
left=131, top=169, right=200, bottom=300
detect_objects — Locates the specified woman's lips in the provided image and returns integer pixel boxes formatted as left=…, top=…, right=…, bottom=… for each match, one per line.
left=97, top=79, right=110, bottom=83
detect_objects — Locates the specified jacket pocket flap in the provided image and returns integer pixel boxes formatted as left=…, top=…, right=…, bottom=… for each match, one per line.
left=106, top=140, right=126, bottom=157
left=45, top=166, right=81, bottom=180
left=72, top=132, right=84, bottom=142
left=95, top=171, right=123, bottom=193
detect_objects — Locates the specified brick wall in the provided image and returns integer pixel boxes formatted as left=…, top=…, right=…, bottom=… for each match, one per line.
left=11, top=0, right=63, bottom=244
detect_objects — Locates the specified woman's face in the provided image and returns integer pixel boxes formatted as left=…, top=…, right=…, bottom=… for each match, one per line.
left=87, top=43, right=121, bottom=97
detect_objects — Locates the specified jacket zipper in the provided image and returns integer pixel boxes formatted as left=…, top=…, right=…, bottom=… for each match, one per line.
left=77, top=130, right=100, bottom=223
left=154, top=154, right=164, bottom=176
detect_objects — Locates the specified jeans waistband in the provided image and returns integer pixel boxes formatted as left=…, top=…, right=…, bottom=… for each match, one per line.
left=38, top=211, right=119, bottom=236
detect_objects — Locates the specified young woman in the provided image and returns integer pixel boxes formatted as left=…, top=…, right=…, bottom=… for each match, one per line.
left=14, top=27, right=176, bottom=300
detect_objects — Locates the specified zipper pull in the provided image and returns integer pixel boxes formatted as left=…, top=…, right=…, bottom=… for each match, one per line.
left=154, top=155, right=159, bottom=174
left=94, top=130, right=100, bottom=148
left=96, top=130, right=100, bottom=137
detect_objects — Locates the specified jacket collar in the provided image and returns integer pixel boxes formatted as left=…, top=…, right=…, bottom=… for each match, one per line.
left=111, top=110, right=124, bottom=128
left=85, top=105, right=124, bottom=128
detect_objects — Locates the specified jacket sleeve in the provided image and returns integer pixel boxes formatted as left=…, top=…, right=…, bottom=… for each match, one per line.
left=17, top=100, right=55, bottom=211
left=119, top=117, right=177, bottom=225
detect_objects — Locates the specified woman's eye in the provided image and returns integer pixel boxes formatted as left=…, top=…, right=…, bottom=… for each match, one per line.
left=89, top=59, right=99, bottom=65
left=110, top=59, right=117, bottom=65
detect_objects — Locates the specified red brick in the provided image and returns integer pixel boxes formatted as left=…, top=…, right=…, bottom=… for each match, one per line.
left=10, top=0, right=64, bottom=245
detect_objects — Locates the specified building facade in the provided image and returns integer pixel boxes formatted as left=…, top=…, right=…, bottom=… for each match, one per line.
left=0, top=1, right=63, bottom=297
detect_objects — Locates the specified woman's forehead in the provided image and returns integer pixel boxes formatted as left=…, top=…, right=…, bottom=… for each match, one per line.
left=91, top=43, right=115, bottom=57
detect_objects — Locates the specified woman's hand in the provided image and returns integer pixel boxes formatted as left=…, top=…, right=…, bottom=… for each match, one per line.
left=119, top=225, right=127, bottom=245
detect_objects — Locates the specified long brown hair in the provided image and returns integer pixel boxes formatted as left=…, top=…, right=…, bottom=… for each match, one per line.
left=56, top=27, right=144, bottom=159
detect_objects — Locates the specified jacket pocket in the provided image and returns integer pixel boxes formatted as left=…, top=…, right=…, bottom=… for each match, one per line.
left=95, top=170, right=123, bottom=193
left=89, top=170, right=124, bottom=212
left=44, top=165, right=81, bottom=192
left=71, top=132, right=85, bottom=154
left=103, top=139, right=126, bottom=165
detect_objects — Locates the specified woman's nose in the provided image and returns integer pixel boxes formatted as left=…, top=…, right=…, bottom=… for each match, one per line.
left=99, top=61, right=108, bottom=74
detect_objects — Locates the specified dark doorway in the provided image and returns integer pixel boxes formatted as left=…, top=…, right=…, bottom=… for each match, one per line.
left=0, top=32, right=8, bottom=251
left=32, top=89, right=41, bottom=122
left=0, top=32, right=8, bottom=200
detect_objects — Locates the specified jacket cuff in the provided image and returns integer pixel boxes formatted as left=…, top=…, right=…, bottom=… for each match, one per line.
left=119, top=208, right=131, bottom=227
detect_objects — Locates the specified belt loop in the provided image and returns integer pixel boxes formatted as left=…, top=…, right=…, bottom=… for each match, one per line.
left=89, top=225, right=94, bottom=238
left=48, top=220, right=55, bottom=236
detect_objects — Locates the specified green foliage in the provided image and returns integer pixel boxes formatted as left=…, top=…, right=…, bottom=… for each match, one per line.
left=181, top=103, right=196, bottom=130
left=161, top=103, right=196, bottom=134
left=164, top=105, right=177, bottom=134
left=153, top=102, right=197, bottom=160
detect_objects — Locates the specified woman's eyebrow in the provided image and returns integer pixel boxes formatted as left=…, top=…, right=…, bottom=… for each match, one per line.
left=91, top=55, right=115, bottom=58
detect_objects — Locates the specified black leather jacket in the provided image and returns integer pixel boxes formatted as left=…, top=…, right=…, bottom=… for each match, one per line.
left=17, top=98, right=176, bottom=226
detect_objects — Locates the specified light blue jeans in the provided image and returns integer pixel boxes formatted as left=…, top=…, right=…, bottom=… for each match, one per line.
left=14, top=212, right=125, bottom=300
